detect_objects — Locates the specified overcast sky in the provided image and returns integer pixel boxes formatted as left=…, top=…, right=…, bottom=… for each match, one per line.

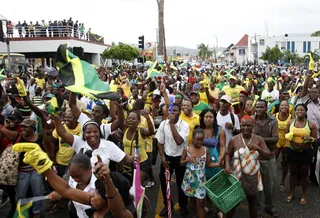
left=2, top=0, right=320, bottom=48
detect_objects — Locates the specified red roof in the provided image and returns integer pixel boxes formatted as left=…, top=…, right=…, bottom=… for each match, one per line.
left=234, top=34, right=248, bottom=47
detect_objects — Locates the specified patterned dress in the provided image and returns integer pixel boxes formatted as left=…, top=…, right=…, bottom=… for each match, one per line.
left=181, top=147, right=207, bottom=199
left=233, top=146, right=263, bottom=191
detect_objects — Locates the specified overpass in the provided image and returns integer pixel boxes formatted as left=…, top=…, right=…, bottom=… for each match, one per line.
left=0, top=36, right=110, bottom=66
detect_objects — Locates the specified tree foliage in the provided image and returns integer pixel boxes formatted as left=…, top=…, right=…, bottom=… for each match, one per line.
left=197, top=43, right=213, bottom=60
left=282, top=50, right=300, bottom=64
left=102, top=43, right=140, bottom=62
left=311, top=31, right=320, bottom=36
left=260, top=46, right=283, bottom=63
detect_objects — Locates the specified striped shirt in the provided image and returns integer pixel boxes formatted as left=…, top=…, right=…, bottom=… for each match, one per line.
left=32, top=95, right=44, bottom=106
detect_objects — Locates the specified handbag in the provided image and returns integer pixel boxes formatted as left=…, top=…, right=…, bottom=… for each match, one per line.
left=0, top=133, right=22, bottom=185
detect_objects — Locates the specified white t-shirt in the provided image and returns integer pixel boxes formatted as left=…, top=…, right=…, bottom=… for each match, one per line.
left=69, top=175, right=96, bottom=218
left=261, top=89, right=279, bottom=103
left=78, top=113, right=112, bottom=139
left=72, top=136, right=125, bottom=166
left=217, top=112, right=240, bottom=149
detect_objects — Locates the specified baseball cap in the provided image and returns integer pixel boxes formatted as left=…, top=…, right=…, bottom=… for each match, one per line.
left=229, top=76, right=237, bottom=80
left=152, top=94, right=162, bottom=101
left=190, top=91, right=200, bottom=96
left=20, top=119, right=37, bottom=129
left=220, top=95, right=232, bottom=104
left=7, top=110, right=23, bottom=121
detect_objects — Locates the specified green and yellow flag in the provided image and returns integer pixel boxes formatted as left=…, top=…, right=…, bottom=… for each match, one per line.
left=55, top=44, right=110, bottom=99
left=146, top=61, right=163, bottom=79
left=13, top=200, right=33, bottom=218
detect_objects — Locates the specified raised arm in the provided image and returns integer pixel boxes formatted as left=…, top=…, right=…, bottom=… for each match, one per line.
left=301, top=72, right=313, bottom=98
left=44, top=169, right=92, bottom=205
left=53, top=117, right=74, bottom=146
left=68, top=92, right=81, bottom=119
left=140, top=111, right=155, bottom=137
left=23, top=96, right=44, bottom=120
left=110, top=101, right=125, bottom=132
left=0, top=126, right=19, bottom=142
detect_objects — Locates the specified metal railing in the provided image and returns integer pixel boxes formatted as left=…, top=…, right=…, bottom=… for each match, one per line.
left=3, top=25, right=96, bottom=41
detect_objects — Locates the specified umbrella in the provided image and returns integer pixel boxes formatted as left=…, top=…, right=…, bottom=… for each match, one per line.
left=179, top=62, right=192, bottom=68
left=43, top=66, right=59, bottom=77
left=145, top=61, right=153, bottom=66
left=165, top=168, right=172, bottom=218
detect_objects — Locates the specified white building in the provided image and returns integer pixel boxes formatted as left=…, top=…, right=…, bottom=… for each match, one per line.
left=256, top=34, right=320, bottom=62
left=222, top=34, right=249, bottom=64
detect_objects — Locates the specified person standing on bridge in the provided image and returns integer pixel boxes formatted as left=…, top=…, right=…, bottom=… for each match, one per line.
left=156, top=103, right=190, bottom=217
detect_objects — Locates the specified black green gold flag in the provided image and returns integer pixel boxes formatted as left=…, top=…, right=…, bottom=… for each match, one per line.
left=55, top=44, right=110, bottom=99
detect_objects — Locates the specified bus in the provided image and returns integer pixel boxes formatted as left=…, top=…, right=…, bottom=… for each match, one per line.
left=0, top=53, right=27, bottom=73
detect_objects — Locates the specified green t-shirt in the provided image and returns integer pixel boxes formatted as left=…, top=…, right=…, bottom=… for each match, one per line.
left=192, top=102, right=211, bottom=115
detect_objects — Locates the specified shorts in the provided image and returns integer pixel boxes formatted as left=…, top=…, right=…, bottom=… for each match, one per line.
left=140, top=154, right=152, bottom=172
left=286, top=146, right=314, bottom=165
left=276, top=139, right=289, bottom=148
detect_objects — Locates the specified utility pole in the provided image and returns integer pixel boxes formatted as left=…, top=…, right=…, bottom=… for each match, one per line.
left=0, top=20, right=10, bottom=71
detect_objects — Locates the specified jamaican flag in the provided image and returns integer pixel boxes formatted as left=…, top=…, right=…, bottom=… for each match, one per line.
left=89, top=32, right=104, bottom=43
left=55, top=44, right=110, bottom=99
left=13, top=200, right=32, bottom=218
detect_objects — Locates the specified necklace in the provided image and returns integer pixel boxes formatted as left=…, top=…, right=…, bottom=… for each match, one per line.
left=241, top=134, right=253, bottom=147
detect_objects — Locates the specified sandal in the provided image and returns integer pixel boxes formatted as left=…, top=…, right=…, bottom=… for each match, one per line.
left=300, top=198, right=307, bottom=205
left=279, top=184, right=286, bottom=192
left=286, top=195, right=294, bottom=203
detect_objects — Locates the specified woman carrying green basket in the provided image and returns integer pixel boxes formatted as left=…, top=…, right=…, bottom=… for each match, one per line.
left=225, top=116, right=273, bottom=218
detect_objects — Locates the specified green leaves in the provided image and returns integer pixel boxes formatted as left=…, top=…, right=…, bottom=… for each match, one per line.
left=260, top=46, right=283, bottom=63
left=102, top=43, right=140, bottom=62
left=197, top=43, right=213, bottom=60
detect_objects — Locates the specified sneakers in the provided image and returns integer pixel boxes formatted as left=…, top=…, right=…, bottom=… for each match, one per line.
left=145, top=181, right=156, bottom=190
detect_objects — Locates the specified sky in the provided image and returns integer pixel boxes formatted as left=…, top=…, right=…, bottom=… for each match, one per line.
left=2, top=0, right=320, bottom=49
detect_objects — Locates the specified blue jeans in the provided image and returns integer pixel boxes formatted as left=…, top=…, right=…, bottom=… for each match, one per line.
left=16, top=171, right=44, bottom=214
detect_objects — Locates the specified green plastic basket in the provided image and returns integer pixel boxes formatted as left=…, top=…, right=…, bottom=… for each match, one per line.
left=204, top=170, right=246, bottom=214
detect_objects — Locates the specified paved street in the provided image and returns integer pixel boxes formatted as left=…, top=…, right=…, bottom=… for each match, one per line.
left=1, top=156, right=320, bottom=218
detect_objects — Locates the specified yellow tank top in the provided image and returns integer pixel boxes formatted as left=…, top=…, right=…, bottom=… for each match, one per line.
left=289, top=119, right=311, bottom=143
left=123, top=129, right=148, bottom=162
left=276, top=113, right=291, bottom=140
left=145, top=91, right=153, bottom=108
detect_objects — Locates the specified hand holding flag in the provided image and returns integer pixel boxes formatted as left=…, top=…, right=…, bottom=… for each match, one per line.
left=308, top=53, right=315, bottom=71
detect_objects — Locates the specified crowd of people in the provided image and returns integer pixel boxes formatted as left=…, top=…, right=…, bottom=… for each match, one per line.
left=5, top=18, right=89, bottom=39
left=0, top=61, right=319, bottom=218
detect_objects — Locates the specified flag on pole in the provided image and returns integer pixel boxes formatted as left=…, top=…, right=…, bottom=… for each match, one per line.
left=165, top=168, right=172, bottom=218
left=132, top=147, right=145, bottom=218
left=55, top=44, right=110, bottom=99
left=13, top=200, right=33, bottom=218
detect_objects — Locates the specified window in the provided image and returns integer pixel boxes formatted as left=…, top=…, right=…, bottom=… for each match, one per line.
left=303, top=41, right=307, bottom=53
left=291, top=42, right=295, bottom=53
left=287, top=41, right=290, bottom=50
left=308, top=41, right=311, bottom=52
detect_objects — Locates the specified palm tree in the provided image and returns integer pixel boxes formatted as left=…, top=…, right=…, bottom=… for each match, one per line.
left=197, top=43, right=213, bottom=60
left=156, top=0, right=166, bottom=61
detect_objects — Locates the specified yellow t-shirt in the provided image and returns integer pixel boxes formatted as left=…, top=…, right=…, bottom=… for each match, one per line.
left=52, top=123, right=82, bottom=166
left=222, top=85, right=245, bottom=102
left=121, top=83, right=131, bottom=98
left=139, top=115, right=155, bottom=153
left=35, top=78, right=45, bottom=90
left=180, top=113, right=200, bottom=145
left=199, top=91, right=208, bottom=104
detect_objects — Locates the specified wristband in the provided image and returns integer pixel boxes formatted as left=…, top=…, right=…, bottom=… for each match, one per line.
left=105, top=188, right=119, bottom=199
